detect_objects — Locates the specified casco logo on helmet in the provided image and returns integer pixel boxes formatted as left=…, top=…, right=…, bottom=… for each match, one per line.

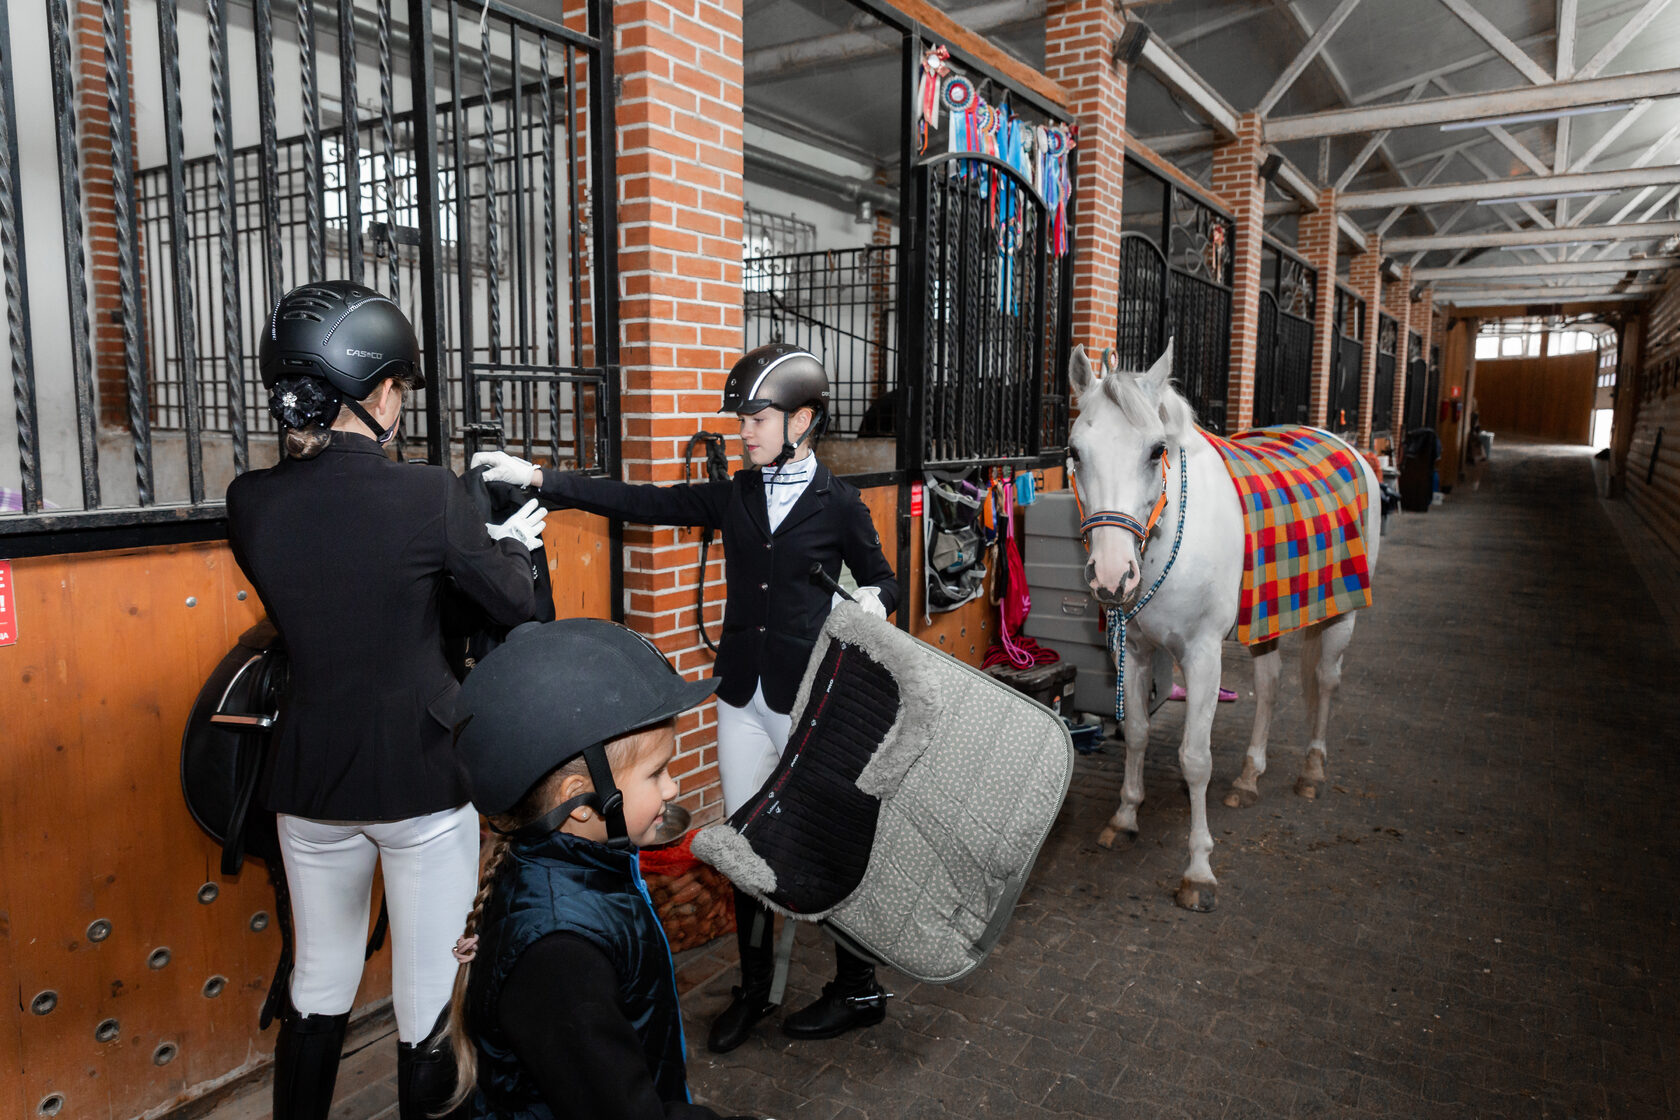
left=345, top=348, right=383, bottom=359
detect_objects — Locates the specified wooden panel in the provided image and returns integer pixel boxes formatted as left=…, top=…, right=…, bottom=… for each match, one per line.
left=1472, top=352, right=1597, bottom=444
left=543, top=509, right=613, bottom=620
left=0, top=520, right=619, bottom=1120
left=1626, top=277, right=1680, bottom=558
left=0, top=543, right=382, bottom=1120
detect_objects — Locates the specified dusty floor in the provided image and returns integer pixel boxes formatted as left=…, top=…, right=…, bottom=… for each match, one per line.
left=201, top=442, right=1680, bottom=1120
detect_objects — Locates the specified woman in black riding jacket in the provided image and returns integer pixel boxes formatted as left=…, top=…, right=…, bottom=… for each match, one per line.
left=226, top=281, right=546, bottom=1120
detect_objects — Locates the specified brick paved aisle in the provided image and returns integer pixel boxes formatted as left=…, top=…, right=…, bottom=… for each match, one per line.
left=204, top=443, right=1680, bottom=1120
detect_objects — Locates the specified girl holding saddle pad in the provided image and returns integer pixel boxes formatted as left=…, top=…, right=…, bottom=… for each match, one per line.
left=473, top=343, right=901, bottom=1051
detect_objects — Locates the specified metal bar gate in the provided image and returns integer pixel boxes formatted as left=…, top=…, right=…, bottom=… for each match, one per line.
left=1252, top=238, right=1317, bottom=429
left=0, top=0, right=620, bottom=558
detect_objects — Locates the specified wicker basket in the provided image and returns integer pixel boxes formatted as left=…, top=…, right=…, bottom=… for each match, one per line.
left=640, top=832, right=735, bottom=953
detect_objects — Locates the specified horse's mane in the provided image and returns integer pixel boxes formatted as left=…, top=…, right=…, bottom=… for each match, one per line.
left=1100, top=351, right=1197, bottom=446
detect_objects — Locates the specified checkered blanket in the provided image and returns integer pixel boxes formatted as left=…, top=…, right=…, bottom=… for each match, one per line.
left=1203, top=426, right=1372, bottom=646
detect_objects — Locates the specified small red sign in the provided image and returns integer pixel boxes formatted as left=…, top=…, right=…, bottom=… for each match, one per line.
left=0, top=560, right=15, bottom=646
left=1451, top=384, right=1462, bottom=399
left=910, top=481, right=924, bottom=518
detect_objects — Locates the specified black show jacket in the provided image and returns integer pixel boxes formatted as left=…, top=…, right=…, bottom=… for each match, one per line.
left=227, top=432, right=540, bottom=821
left=537, top=463, right=897, bottom=713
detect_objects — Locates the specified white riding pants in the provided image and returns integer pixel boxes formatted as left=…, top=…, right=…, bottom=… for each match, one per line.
left=715, top=683, right=793, bottom=816
left=277, top=804, right=479, bottom=1042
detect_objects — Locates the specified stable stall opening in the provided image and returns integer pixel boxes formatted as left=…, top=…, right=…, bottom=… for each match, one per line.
left=1253, top=237, right=1317, bottom=428
left=1115, top=155, right=1234, bottom=434
left=1328, top=284, right=1366, bottom=439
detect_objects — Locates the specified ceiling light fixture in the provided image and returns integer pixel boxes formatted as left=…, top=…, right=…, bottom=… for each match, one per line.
left=1440, top=102, right=1635, bottom=132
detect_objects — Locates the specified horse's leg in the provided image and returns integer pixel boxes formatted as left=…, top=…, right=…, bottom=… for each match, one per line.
left=1174, top=637, right=1221, bottom=912
left=1097, top=640, right=1153, bottom=850
left=1295, top=614, right=1356, bottom=799
left=1225, top=639, right=1279, bottom=809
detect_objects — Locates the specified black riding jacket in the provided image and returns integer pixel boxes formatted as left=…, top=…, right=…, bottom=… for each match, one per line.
left=536, top=463, right=897, bottom=713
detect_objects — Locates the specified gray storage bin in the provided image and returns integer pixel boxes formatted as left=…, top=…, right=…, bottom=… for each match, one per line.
left=1023, top=491, right=1172, bottom=720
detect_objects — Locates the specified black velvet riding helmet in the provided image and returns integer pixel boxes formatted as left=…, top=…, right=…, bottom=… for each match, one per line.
left=453, top=619, right=716, bottom=846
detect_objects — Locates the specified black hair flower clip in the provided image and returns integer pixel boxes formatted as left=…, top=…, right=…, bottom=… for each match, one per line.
left=268, top=375, right=342, bottom=430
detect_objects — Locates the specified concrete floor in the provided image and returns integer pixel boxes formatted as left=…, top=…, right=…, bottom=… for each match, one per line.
left=200, top=442, right=1680, bottom=1120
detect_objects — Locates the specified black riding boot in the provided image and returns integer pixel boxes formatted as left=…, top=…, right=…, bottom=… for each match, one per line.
left=706, top=888, right=779, bottom=1053
left=272, top=1010, right=350, bottom=1120
left=398, top=1009, right=469, bottom=1120
left=781, top=942, right=889, bottom=1040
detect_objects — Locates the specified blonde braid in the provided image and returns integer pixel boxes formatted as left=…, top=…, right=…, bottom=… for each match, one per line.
left=436, top=831, right=513, bottom=1115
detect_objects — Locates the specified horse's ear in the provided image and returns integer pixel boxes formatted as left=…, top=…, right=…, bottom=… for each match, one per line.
left=1068, top=344, right=1096, bottom=401
left=1141, top=339, right=1174, bottom=395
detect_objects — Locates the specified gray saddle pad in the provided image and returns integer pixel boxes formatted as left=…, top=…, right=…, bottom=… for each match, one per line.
left=692, top=604, right=1073, bottom=984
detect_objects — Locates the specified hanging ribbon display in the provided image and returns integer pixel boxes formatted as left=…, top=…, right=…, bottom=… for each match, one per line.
left=916, top=46, right=952, bottom=153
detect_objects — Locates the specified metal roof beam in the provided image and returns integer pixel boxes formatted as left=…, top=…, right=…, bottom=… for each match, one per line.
left=1264, top=67, right=1680, bottom=141
left=1385, top=219, right=1680, bottom=250
left=1136, top=32, right=1240, bottom=138
left=1255, top=0, right=1365, bottom=116
left=1339, top=164, right=1680, bottom=209
left=1437, top=0, right=1553, bottom=86
left=1575, top=0, right=1674, bottom=80
left=1415, top=256, right=1677, bottom=279
left=1439, top=288, right=1659, bottom=303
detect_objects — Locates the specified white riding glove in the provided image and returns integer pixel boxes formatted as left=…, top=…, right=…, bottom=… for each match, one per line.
left=486, top=498, right=549, bottom=551
left=833, top=585, right=888, bottom=620
left=471, top=450, right=537, bottom=488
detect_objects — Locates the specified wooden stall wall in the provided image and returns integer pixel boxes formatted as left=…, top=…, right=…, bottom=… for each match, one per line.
left=0, top=515, right=612, bottom=1120
left=1471, top=352, right=1597, bottom=445
left=1437, top=319, right=1477, bottom=490
left=1624, top=274, right=1680, bottom=557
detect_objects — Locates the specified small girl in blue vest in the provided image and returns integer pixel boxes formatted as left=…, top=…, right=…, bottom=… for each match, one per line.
left=438, top=618, right=759, bottom=1120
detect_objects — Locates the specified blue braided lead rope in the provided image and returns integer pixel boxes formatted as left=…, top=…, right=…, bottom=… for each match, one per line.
left=1104, top=446, right=1190, bottom=728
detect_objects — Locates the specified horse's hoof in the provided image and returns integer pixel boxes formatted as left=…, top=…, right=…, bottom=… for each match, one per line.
left=1224, top=785, right=1260, bottom=809
left=1294, top=776, right=1320, bottom=800
left=1175, top=879, right=1217, bottom=912
left=1096, top=825, right=1138, bottom=850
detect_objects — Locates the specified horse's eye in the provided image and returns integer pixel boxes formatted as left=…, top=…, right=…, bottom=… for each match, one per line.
left=1149, top=442, right=1167, bottom=462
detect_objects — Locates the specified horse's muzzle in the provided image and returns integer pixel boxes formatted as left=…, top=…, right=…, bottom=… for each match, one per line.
left=1084, top=558, right=1139, bottom=610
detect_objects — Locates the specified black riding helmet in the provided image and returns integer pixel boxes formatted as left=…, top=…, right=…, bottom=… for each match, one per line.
left=260, top=280, right=422, bottom=439
left=720, top=343, right=830, bottom=466
left=453, top=619, right=716, bottom=847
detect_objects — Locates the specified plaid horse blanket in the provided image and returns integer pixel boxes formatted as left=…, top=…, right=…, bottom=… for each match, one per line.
left=1202, top=426, right=1373, bottom=646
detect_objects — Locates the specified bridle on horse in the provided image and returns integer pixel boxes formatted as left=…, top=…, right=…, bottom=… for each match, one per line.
left=1064, top=348, right=1191, bottom=726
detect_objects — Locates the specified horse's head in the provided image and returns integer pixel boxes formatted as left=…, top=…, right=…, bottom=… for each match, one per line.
left=1067, top=341, right=1193, bottom=608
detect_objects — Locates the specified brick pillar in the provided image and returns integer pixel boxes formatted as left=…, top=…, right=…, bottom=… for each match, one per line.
left=1210, top=114, right=1265, bottom=432
left=615, top=0, right=744, bottom=823
left=1298, top=191, right=1338, bottom=428
left=1385, top=264, right=1412, bottom=449
left=1348, top=237, right=1382, bottom=448
left=1044, top=0, right=1127, bottom=349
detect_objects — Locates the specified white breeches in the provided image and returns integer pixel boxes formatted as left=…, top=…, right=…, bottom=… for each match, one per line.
left=715, top=683, right=793, bottom=816
left=277, top=804, right=479, bottom=1042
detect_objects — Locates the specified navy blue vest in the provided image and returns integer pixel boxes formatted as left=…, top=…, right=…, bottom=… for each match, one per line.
left=467, top=831, right=688, bottom=1118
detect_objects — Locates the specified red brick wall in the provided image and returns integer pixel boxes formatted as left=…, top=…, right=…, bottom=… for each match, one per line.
left=1210, top=114, right=1263, bottom=432
left=615, top=0, right=745, bottom=823
left=1349, top=239, right=1382, bottom=448
left=1625, top=272, right=1680, bottom=556
left=1298, top=191, right=1338, bottom=428
left=76, top=0, right=145, bottom=429
left=1044, top=0, right=1127, bottom=352
left=1383, top=265, right=1412, bottom=444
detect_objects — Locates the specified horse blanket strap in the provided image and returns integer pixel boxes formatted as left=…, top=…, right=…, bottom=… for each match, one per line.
left=1203, top=425, right=1373, bottom=645
left=693, top=604, right=1073, bottom=984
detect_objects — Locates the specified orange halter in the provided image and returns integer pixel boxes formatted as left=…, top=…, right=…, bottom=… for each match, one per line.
left=1068, top=450, right=1171, bottom=554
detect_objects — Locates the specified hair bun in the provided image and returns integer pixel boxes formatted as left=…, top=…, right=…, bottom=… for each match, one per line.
left=268, top=375, right=341, bottom=430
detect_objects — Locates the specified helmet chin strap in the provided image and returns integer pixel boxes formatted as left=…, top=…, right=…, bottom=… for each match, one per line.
left=497, top=742, right=632, bottom=848
left=341, top=397, right=399, bottom=445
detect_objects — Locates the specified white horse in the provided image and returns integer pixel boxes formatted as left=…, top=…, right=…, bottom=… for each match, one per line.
left=1066, top=343, right=1380, bottom=912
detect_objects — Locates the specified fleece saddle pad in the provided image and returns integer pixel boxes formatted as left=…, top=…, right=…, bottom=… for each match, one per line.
left=1203, top=425, right=1373, bottom=646
left=692, top=604, right=1073, bottom=984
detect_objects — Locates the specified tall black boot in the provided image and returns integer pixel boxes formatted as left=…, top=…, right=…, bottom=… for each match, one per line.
left=706, top=888, right=778, bottom=1053
left=397, top=1008, right=469, bottom=1120
left=272, top=1010, right=350, bottom=1120
left=781, top=942, right=889, bottom=1041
